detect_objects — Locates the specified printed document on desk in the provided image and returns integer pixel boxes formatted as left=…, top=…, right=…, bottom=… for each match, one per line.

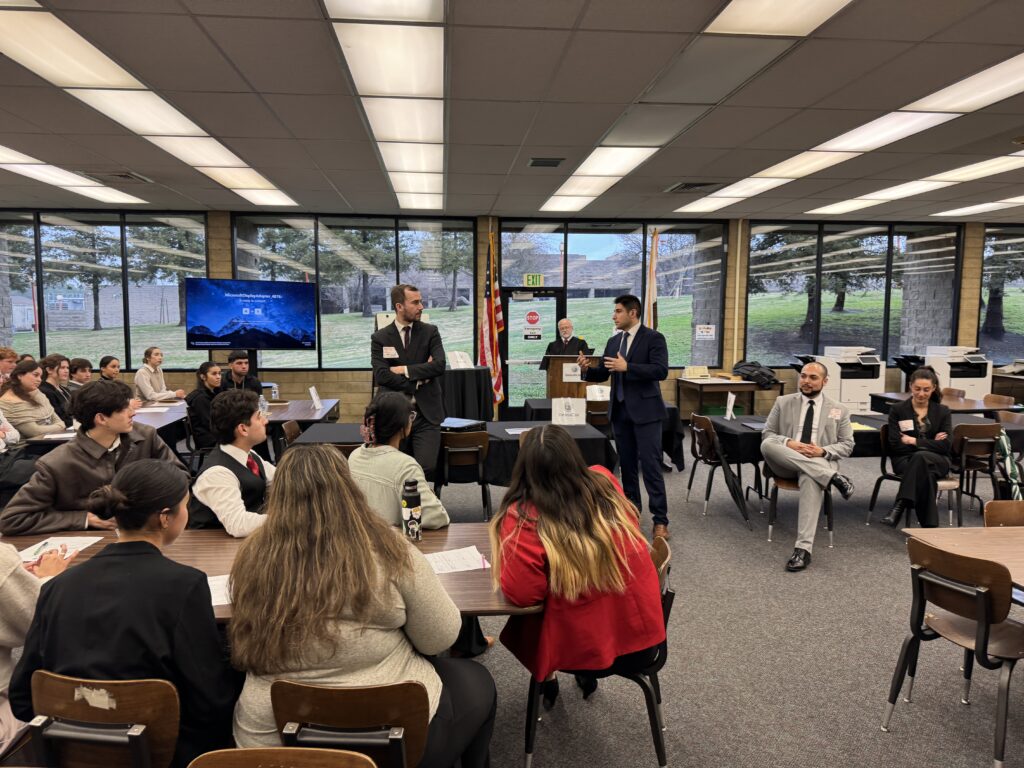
left=207, top=574, right=231, bottom=606
left=19, top=536, right=103, bottom=561
left=424, top=546, right=490, bottom=574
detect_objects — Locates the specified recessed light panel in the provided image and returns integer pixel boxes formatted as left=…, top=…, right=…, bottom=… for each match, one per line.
left=866, top=180, right=955, bottom=200
left=554, top=176, right=620, bottom=196
left=396, top=192, right=443, bottom=209
left=145, top=137, right=246, bottom=168
left=0, top=145, right=39, bottom=164
left=389, top=172, right=443, bottom=194
left=705, top=0, right=853, bottom=36
left=234, top=189, right=298, bottom=206
left=711, top=177, right=793, bottom=197
left=754, top=151, right=861, bottom=178
left=815, top=112, right=959, bottom=152
left=68, top=89, right=205, bottom=136
left=334, top=23, right=443, bottom=98
left=904, top=52, right=1024, bottom=113
left=931, top=202, right=1018, bottom=216
left=378, top=142, right=444, bottom=173
left=540, top=196, right=596, bottom=212
left=576, top=147, right=657, bottom=177
left=324, top=0, right=443, bottom=23
left=195, top=167, right=276, bottom=190
left=926, top=156, right=1024, bottom=183
left=62, top=186, right=146, bottom=204
left=362, top=97, right=444, bottom=143
left=675, top=197, right=745, bottom=213
left=1, top=163, right=99, bottom=187
left=807, top=199, right=885, bottom=215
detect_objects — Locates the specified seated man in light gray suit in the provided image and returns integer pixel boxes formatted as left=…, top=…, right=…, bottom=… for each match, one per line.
left=761, top=361, right=855, bottom=572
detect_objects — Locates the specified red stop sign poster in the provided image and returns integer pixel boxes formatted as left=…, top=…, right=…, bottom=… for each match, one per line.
left=526, top=310, right=540, bottom=325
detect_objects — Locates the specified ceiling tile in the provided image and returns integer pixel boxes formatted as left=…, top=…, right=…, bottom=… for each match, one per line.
left=508, top=145, right=590, bottom=174
left=885, top=113, right=1024, bottom=154
left=257, top=167, right=334, bottom=192
left=300, top=140, right=382, bottom=171
left=444, top=193, right=497, bottom=214
left=922, top=0, right=1024, bottom=44
left=500, top=175, right=564, bottom=195
left=323, top=169, right=391, bottom=195
left=669, top=106, right=800, bottom=149
left=446, top=174, right=506, bottom=195
left=546, top=31, right=685, bottom=104
left=448, top=101, right=537, bottom=146
left=448, top=0, right=586, bottom=28
left=580, top=0, right=721, bottom=33
left=744, top=108, right=885, bottom=150
left=61, top=134, right=177, bottom=166
left=631, top=146, right=730, bottom=177
left=0, top=107, right=47, bottom=134
left=807, top=151, right=934, bottom=180
left=179, top=0, right=324, bottom=17
left=525, top=102, right=626, bottom=147
left=603, top=104, right=708, bottom=146
left=0, top=87, right=130, bottom=135
left=48, top=0, right=183, bottom=11
left=218, top=138, right=319, bottom=169
left=449, top=27, right=571, bottom=101
left=0, top=133, right=110, bottom=168
left=641, top=36, right=793, bottom=104
left=198, top=17, right=350, bottom=95
left=166, top=92, right=291, bottom=138
left=447, top=145, right=520, bottom=175
left=815, top=0, right=991, bottom=41
left=262, top=95, right=367, bottom=141
left=58, top=12, right=249, bottom=92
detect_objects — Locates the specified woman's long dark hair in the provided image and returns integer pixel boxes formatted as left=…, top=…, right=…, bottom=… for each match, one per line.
left=86, top=460, right=188, bottom=531
left=0, top=360, right=41, bottom=403
left=361, top=391, right=413, bottom=446
left=195, top=361, right=220, bottom=391
left=909, top=366, right=942, bottom=403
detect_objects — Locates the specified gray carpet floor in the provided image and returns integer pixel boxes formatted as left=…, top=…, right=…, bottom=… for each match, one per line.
left=439, top=447, right=1021, bottom=768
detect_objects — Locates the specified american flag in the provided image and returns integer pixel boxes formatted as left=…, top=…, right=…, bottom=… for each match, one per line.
left=479, top=230, right=505, bottom=403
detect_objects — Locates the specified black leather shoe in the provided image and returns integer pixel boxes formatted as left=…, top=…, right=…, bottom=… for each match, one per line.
left=830, top=473, right=855, bottom=500
left=574, top=674, right=598, bottom=700
left=540, top=677, right=559, bottom=710
left=785, top=548, right=811, bottom=572
left=880, top=500, right=906, bottom=527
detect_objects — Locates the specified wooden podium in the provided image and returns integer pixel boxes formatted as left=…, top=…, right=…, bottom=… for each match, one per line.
left=544, top=355, right=600, bottom=398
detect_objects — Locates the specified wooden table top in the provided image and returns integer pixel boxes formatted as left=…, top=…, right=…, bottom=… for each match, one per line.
left=265, top=398, right=339, bottom=423
left=873, top=392, right=1020, bottom=412
left=3, top=522, right=536, bottom=620
left=904, top=527, right=1024, bottom=588
left=677, top=377, right=760, bottom=390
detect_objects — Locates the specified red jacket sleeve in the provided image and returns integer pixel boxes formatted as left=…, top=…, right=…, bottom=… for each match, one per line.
left=497, top=506, right=549, bottom=607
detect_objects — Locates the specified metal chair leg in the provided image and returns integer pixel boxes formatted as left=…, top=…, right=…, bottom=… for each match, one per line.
left=702, top=465, right=717, bottom=516
left=623, top=673, right=667, bottom=768
left=961, top=647, right=974, bottom=704
left=685, top=460, right=698, bottom=501
left=868, top=475, right=884, bottom=513
left=994, top=661, right=1015, bottom=768
left=882, top=634, right=918, bottom=732
left=524, top=677, right=542, bottom=768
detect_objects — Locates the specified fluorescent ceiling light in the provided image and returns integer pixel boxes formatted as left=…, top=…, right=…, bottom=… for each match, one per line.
left=396, top=192, right=443, bottom=209
left=378, top=142, right=443, bottom=173
left=711, top=177, right=792, bottom=197
left=905, top=52, right=1024, bottom=113
left=576, top=147, right=657, bottom=176
left=815, top=112, right=959, bottom=152
left=866, top=180, right=956, bottom=200
left=144, top=136, right=245, bottom=168
left=69, top=89, right=205, bottom=136
left=324, top=0, right=443, bottom=23
left=926, top=156, right=1024, bottom=183
left=705, top=0, right=853, bottom=36
left=931, top=202, right=1019, bottom=216
left=754, top=151, right=861, bottom=178
left=554, top=176, right=620, bottom=196
left=195, top=166, right=275, bottom=190
left=234, top=189, right=298, bottom=207
left=389, top=172, right=443, bottom=193
left=807, top=199, right=886, bottom=215
left=999, top=196, right=1024, bottom=204
left=1, top=163, right=99, bottom=186
left=0, top=11, right=142, bottom=88
left=540, top=196, right=596, bottom=212
left=61, top=186, right=146, bottom=204
left=334, top=23, right=443, bottom=98
left=362, top=97, right=443, bottom=143
left=675, top=197, right=745, bottom=213
left=0, top=1, right=42, bottom=6
left=0, top=145, right=39, bottom=164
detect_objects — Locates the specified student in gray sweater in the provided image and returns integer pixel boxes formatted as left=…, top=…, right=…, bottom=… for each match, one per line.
left=348, top=392, right=450, bottom=530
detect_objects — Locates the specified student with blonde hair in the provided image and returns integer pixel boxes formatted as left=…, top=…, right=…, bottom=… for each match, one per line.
left=230, top=444, right=496, bottom=768
left=490, top=424, right=665, bottom=705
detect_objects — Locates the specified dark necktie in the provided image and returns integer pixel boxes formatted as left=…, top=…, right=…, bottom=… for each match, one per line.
left=402, top=325, right=410, bottom=349
left=615, top=331, right=629, bottom=402
left=800, top=399, right=815, bottom=443
left=246, top=454, right=260, bottom=477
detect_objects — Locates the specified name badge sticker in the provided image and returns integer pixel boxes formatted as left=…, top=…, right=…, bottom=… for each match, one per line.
left=898, top=419, right=914, bottom=432
left=829, top=408, right=842, bottom=420
left=383, top=346, right=399, bottom=359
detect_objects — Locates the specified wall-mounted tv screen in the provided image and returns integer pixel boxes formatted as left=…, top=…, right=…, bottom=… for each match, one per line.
left=185, top=278, right=317, bottom=351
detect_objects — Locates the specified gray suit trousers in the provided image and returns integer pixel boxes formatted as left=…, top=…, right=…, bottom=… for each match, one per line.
left=761, top=440, right=837, bottom=553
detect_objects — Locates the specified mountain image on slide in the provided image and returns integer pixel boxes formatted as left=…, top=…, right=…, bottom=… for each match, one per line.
left=189, top=314, right=315, bottom=349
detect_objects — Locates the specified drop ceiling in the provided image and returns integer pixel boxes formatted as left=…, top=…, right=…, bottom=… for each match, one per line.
left=0, top=0, right=1024, bottom=221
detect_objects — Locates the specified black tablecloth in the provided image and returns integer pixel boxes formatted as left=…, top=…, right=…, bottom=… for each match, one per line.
left=710, top=414, right=1024, bottom=464
left=442, top=366, right=492, bottom=421
left=295, top=420, right=618, bottom=487
left=523, top=398, right=685, bottom=470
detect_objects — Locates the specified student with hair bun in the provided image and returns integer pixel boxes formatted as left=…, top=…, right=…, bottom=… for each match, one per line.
left=347, top=391, right=449, bottom=530
left=9, top=459, right=237, bottom=768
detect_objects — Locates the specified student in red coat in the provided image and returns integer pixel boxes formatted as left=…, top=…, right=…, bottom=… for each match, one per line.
left=489, top=424, right=665, bottom=704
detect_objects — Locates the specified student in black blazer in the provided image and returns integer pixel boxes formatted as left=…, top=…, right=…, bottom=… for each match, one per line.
left=370, top=284, right=447, bottom=480
left=881, top=367, right=952, bottom=528
left=9, top=460, right=238, bottom=768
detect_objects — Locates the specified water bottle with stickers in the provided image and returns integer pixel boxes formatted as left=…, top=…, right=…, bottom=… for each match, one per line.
left=401, top=479, right=422, bottom=541
left=270, top=383, right=280, bottom=401
left=258, top=394, right=270, bottom=416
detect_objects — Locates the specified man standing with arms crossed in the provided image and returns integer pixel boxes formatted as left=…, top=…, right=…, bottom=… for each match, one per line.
left=579, top=294, right=670, bottom=538
left=371, top=284, right=446, bottom=481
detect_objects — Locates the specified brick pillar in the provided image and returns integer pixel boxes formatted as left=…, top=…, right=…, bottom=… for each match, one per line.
left=721, top=218, right=748, bottom=371
left=957, top=222, right=984, bottom=347
left=898, top=233, right=957, bottom=355
left=690, top=223, right=726, bottom=364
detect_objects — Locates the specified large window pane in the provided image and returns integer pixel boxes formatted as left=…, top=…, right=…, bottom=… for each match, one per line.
left=818, top=224, right=888, bottom=354
left=566, top=222, right=642, bottom=355
left=979, top=226, right=1024, bottom=363
left=746, top=223, right=818, bottom=366
left=0, top=214, right=40, bottom=359
left=235, top=215, right=317, bottom=369
left=398, top=219, right=474, bottom=361
left=649, top=222, right=725, bottom=366
left=318, top=217, right=396, bottom=369
left=126, top=214, right=208, bottom=370
left=39, top=213, right=125, bottom=365
left=888, top=225, right=958, bottom=356
left=501, top=221, right=564, bottom=288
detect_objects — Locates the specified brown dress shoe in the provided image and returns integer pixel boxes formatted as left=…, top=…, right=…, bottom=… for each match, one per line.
left=652, top=523, right=670, bottom=540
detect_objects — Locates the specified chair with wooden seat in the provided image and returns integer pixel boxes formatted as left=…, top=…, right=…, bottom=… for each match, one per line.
left=188, top=747, right=376, bottom=768
left=181, top=413, right=213, bottom=477
left=950, top=422, right=1003, bottom=524
left=523, top=541, right=675, bottom=768
left=270, top=680, right=429, bottom=768
left=28, top=671, right=179, bottom=768
left=282, top=420, right=302, bottom=446
left=764, top=466, right=835, bottom=548
left=984, top=393, right=1016, bottom=408
left=686, top=414, right=723, bottom=517
left=941, top=387, right=966, bottom=399
left=881, top=538, right=1024, bottom=768
left=984, top=499, right=1024, bottom=527
left=433, top=430, right=492, bottom=521
left=865, top=424, right=958, bottom=526
left=997, top=410, right=1024, bottom=465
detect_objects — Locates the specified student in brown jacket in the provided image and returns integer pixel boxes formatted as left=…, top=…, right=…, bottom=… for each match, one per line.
left=0, top=379, right=186, bottom=536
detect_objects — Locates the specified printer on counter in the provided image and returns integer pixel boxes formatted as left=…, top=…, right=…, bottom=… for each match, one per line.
left=924, top=346, right=992, bottom=399
left=793, top=347, right=885, bottom=413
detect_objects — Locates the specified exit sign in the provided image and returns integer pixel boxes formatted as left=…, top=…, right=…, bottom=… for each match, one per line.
left=523, top=273, right=544, bottom=287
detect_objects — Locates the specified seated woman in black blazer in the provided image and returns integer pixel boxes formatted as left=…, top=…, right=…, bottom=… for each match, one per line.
left=880, top=367, right=952, bottom=528
left=185, top=361, right=222, bottom=451
left=9, top=459, right=238, bottom=768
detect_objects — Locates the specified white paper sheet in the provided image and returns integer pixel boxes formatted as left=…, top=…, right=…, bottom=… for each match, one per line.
left=725, top=392, right=736, bottom=420
left=40, top=432, right=74, bottom=440
left=424, top=546, right=490, bottom=574
left=19, top=536, right=103, bottom=562
left=134, top=407, right=170, bottom=413
left=505, top=427, right=532, bottom=436
left=562, top=363, right=582, bottom=383
left=207, top=574, right=231, bottom=606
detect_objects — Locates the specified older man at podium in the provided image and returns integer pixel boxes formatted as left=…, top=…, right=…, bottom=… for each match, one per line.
left=540, top=318, right=592, bottom=370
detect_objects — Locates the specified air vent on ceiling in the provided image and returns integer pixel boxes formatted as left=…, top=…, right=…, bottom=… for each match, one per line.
left=528, top=157, right=564, bottom=168
left=664, top=181, right=722, bottom=194
left=82, top=170, right=154, bottom=185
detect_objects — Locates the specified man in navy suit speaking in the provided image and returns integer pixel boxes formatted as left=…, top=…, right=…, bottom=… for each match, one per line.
left=579, top=294, right=670, bottom=538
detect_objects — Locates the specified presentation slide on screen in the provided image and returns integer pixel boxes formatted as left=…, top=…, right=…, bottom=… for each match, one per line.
left=185, top=278, right=317, bottom=351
